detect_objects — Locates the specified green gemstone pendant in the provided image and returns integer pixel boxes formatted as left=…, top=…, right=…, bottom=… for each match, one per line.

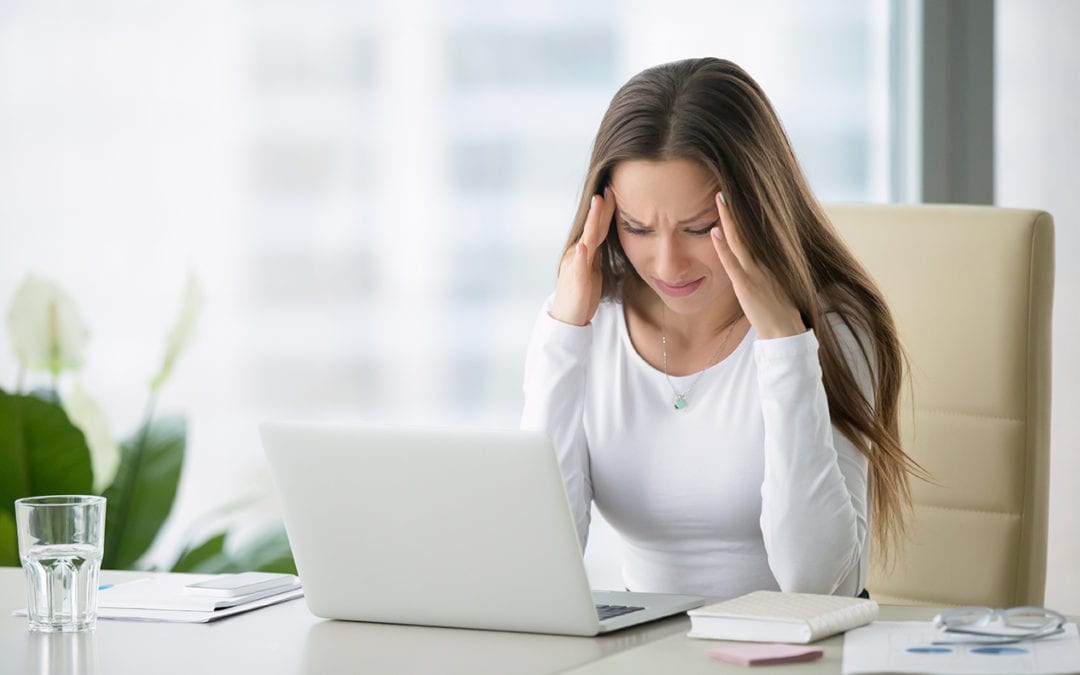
left=674, top=397, right=688, bottom=410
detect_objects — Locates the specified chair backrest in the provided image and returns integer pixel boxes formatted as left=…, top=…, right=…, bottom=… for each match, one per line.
left=825, top=203, right=1054, bottom=608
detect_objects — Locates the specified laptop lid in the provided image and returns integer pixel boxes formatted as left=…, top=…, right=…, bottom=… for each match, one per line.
left=261, top=422, right=607, bottom=635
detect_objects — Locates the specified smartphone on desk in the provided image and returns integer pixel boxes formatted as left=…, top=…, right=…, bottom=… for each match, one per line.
left=184, top=572, right=296, bottom=598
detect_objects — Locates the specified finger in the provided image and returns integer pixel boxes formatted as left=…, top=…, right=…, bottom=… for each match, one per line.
left=558, top=240, right=577, bottom=276
left=579, top=195, right=601, bottom=246
left=715, top=192, right=753, bottom=269
left=573, top=241, right=591, bottom=281
left=598, top=186, right=616, bottom=238
left=577, top=196, right=600, bottom=267
left=711, top=226, right=749, bottom=286
left=581, top=189, right=614, bottom=260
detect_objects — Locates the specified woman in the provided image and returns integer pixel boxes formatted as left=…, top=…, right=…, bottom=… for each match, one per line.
left=521, top=58, right=922, bottom=599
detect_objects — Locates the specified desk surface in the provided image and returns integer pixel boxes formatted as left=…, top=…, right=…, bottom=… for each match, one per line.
left=0, top=567, right=991, bottom=674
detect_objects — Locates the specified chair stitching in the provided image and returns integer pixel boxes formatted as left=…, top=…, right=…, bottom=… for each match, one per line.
left=916, top=503, right=1021, bottom=518
left=914, top=408, right=1024, bottom=423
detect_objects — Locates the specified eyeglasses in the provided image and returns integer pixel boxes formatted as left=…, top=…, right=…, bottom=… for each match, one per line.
left=931, top=606, right=1066, bottom=645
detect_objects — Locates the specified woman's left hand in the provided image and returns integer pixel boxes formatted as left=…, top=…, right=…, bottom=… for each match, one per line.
left=710, top=192, right=807, bottom=340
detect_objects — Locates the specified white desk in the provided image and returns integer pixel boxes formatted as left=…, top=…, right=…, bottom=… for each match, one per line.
left=0, top=567, right=1058, bottom=674
left=0, top=568, right=692, bottom=675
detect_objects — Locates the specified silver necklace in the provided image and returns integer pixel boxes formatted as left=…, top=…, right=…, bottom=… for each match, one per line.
left=660, top=305, right=740, bottom=410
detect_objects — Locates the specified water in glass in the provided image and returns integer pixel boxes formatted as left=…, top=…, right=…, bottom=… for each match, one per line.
left=15, top=495, right=106, bottom=632
left=23, top=543, right=102, bottom=632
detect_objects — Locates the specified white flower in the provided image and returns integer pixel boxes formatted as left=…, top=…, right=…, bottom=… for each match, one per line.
left=149, top=271, right=206, bottom=392
left=6, top=274, right=90, bottom=375
left=64, top=383, right=121, bottom=493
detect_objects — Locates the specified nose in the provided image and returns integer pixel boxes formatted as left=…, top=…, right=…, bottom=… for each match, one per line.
left=655, top=233, right=691, bottom=281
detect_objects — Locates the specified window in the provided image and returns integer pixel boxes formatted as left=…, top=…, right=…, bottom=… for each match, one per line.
left=0, top=0, right=893, bottom=570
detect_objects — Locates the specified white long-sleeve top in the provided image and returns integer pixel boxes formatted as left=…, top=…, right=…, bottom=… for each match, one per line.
left=521, top=297, right=871, bottom=599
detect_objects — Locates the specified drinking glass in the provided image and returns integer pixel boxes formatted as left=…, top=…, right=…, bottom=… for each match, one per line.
left=15, top=495, right=106, bottom=632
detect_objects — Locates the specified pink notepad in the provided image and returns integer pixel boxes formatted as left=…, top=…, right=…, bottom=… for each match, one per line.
left=706, top=643, right=824, bottom=666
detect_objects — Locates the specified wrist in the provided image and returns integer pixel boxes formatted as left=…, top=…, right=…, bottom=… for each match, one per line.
left=547, top=309, right=589, bottom=327
left=755, top=318, right=807, bottom=340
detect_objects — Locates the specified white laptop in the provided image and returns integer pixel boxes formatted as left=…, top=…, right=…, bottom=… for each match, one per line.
left=260, top=422, right=704, bottom=636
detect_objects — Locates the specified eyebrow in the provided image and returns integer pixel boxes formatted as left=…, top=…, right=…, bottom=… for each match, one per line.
left=617, top=206, right=716, bottom=227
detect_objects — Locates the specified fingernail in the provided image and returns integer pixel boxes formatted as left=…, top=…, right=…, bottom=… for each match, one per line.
left=590, top=195, right=598, bottom=209
left=718, top=192, right=728, bottom=207
left=711, top=227, right=723, bottom=241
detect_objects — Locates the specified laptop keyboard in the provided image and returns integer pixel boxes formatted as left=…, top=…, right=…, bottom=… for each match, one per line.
left=595, top=604, right=646, bottom=621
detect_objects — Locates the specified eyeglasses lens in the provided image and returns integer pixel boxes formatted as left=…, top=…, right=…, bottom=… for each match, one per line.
left=944, top=608, right=992, bottom=627
left=1005, top=609, right=1055, bottom=629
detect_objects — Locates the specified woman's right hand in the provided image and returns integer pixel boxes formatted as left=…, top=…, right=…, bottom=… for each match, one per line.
left=549, top=189, right=615, bottom=326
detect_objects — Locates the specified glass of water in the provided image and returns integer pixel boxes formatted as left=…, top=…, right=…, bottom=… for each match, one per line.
left=15, top=495, right=106, bottom=632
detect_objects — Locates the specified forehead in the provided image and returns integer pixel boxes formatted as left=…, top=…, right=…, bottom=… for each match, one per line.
left=609, top=159, right=716, bottom=218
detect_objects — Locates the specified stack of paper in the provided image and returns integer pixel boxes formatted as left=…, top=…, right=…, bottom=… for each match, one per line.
left=92, top=574, right=304, bottom=623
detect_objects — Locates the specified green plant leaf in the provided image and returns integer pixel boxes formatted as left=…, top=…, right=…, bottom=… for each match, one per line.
left=0, top=389, right=93, bottom=542
left=0, top=389, right=93, bottom=565
left=168, top=524, right=297, bottom=575
left=230, top=525, right=297, bottom=574
left=171, top=532, right=227, bottom=573
left=0, top=510, right=17, bottom=566
left=102, top=415, right=185, bottom=569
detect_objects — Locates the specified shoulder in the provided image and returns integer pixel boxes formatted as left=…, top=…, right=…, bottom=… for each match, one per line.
left=594, top=296, right=623, bottom=319
left=818, top=289, right=872, bottom=357
left=589, top=297, right=625, bottom=339
left=820, top=308, right=878, bottom=392
left=824, top=311, right=865, bottom=350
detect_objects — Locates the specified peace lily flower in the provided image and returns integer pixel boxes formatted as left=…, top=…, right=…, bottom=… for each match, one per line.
left=1, top=270, right=216, bottom=572
left=65, top=383, right=122, bottom=493
left=149, top=271, right=206, bottom=393
left=5, top=274, right=90, bottom=376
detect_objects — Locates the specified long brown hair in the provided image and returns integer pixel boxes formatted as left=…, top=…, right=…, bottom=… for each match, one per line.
left=563, top=57, right=923, bottom=563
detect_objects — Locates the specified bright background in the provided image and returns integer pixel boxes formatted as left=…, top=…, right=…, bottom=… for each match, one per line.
left=0, top=1, right=1076, bottom=611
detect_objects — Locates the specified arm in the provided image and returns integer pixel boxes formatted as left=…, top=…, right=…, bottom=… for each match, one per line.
left=521, top=301, right=594, bottom=551
left=755, top=317, right=872, bottom=596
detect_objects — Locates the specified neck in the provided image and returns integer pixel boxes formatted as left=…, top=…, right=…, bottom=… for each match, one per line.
left=656, top=300, right=743, bottom=349
left=632, top=281, right=743, bottom=349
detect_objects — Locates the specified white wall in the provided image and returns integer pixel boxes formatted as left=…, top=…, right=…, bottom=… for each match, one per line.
left=996, top=0, right=1080, bottom=614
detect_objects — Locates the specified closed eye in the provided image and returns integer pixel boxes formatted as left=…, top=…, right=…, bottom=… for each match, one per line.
left=619, top=221, right=652, bottom=235
left=687, top=219, right=721, bottom=235
left=619, top=218, right=719, bottom=236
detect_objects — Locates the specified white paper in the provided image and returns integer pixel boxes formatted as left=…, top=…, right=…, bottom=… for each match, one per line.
left=96, top=574, right=301, bottom=611
left=843, top=621, right=1080, bottom=675
left=96, top=588, right=305, bottom=622
left=13, top=574, right=305, bottom=623
left=13, top=588, right=305, bottom=623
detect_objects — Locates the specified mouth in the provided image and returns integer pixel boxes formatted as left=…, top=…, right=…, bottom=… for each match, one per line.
left=654, top=277, right=704, bottom=297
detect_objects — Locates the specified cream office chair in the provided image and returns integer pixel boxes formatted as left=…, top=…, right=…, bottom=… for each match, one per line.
left=826, top=204, right=1054, bottom=608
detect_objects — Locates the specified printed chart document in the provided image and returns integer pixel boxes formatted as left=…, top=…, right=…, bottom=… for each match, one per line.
left=843, top=621, right=1080, bottom=675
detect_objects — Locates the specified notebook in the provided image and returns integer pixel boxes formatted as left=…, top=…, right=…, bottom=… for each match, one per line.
left=260, top=422, right=705, bottom=636
left=688, top=591, right=879, bottom=643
